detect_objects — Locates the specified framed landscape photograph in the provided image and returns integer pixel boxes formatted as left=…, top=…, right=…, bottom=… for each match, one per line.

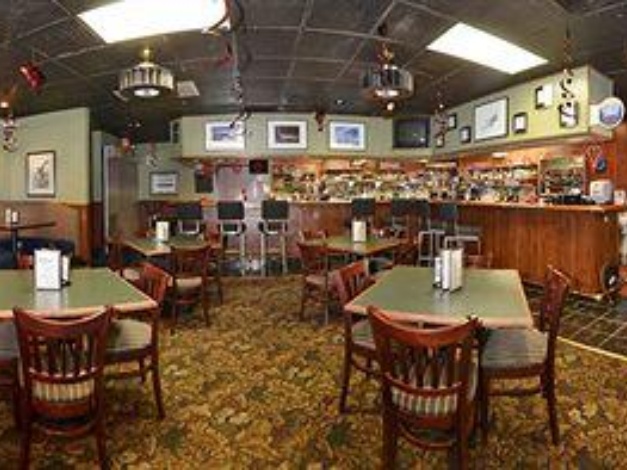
left=329, top=122, right=366, bottom=150
left=150, top=171, right=178, bottom=195
left=474, top=98, right=508, bottom=141
left=205, top=121, right=245, bottom=151
left=26, top=150, right=56, bottom=197
left=267, top=120, right=307, bottom=149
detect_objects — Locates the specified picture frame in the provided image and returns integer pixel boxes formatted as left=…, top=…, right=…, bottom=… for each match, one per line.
left=447, top=113, right=457, bottom=130
left=435, top=133, right=445, bottom=148
left=267, top=120, right=307, bottom=149
left=26, top=150, right=56, bottom=198
left=512, top=112, right=528, bottom=134
left=459, top=126, right=471, bottom=144
left=474, top=97, right=508, bottom=141
left=150, top=171, right=178, bottom=195
left=205, top=121, right=245, bottom=151
left=534, top=84, right=553, bottom=109
left=329, top=121, right=366, bottom=151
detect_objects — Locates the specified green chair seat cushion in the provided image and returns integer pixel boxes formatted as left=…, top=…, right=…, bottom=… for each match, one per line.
left=481, top=328, right=547, bottom=369
left=107, top=319, right=151, bottom=354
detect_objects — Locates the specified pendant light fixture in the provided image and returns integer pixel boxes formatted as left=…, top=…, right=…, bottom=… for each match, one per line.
left=118, top=48, right=175, bottom=99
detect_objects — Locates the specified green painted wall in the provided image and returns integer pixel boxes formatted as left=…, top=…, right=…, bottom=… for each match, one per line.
left=0, top=108, right=91, bottom=203
left=434, top=66, right=613, bottom=156
left=179, top=113, right=432, bottom=159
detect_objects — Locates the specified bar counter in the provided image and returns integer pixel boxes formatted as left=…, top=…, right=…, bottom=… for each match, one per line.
left=289, top=200, right=625, bottom=297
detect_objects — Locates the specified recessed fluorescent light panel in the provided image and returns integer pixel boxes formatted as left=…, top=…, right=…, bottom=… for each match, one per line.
left=427, top=23, right=547, bottom=74
left=79, top=0, right=228, bottom=43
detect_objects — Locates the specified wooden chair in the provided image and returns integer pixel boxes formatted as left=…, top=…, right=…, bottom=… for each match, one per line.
left=298, top=229, right=328, bottom=242
left=297, top=241, right=336, bottom=324
left=169, top=244, right=211, bottom=333
left=335, top=261, right=377, bottom=413
left=105, top=262, right=169, bottom=419
left=464, top=252, right=493, bottom=269
left=369, top=307, right=479, bottom=469
left=0, top=320, right=19, bottom=428
left=16, top=252, right=34, bottom=270
left=479, top=266, right=571, bottom=445
left=392, top=239, right=418, bottom=266
left=14, top=308, right=112, bottom=469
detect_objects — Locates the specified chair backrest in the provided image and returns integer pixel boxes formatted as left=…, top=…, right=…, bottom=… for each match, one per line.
left=137, top=262, right=169, bottom=304
left=351, top=198, right=376, bottom=219
left=538, top=266, right=571, bottom=361
left=298, top=229, right=328, bottom=242
left=17, top=252, right=34, bottom=270
left=297, top=241, right=329, bottom=277
left=393, top=240, right=417, bottom=266
left=14, top=308, right=111, bottom=420
left=369, top=306, right=477, bottom=422
left=171, top=244, right=211, bottom=278
left=335, top=261, right=373, bottom=305
left=464, top=253, right=493, bottom=269
left=262, top=200, right=289, bottom=221
left=217, top=201, right=245, bottom=221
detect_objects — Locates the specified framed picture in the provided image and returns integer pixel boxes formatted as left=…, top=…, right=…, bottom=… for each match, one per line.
left=474, top=98, right=508, bottom=141
left=205, top=121, right=245, bottom=151
left=150, top=171, right=178, bottom=195
left=447, top=113, right=457, bottom=130
left=535, top=84, right=553, bottom=109
left=329, top=122, right=366, bottom=150
left=267, top=120, right=307, bottom=149
left=26, top=151, right=56, bottom=197
left=512, top=112, right=528, bottom=134
left=435, top=133, right=445, bottom=148
left=459, top=126, right=471, bottom=144
left=559, top=102, right=579, bottom=128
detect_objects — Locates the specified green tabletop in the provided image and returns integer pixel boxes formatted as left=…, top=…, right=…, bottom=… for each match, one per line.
left=124, top=236, right=217, bottom=257
left=324, top=235, right=401, bottom=257
left=0, top=268, right=156, bottom=319
left=346, top=266, right=532, bottom=328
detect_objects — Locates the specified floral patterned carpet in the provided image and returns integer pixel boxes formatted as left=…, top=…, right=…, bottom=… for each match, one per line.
left=0, top=276, right=626, bottom=469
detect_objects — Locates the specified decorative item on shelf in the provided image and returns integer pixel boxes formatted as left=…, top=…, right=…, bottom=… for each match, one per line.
left=118, top=48, right=174, bottom=99
left=459, top=126, right=471, bottom=144
left=512, top=112, right=528, bottom=134
left=474, top=97, right=508, bottom=141
left=558, top=26, right=578, bottom=128
left=361, top=24, right=414, bottom=107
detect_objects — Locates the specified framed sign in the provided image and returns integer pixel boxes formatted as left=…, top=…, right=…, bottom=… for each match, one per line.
left=329, top=122, right=366, bottom=150
left=474, top=98, right=508, bottom=141
left=205, top=121, right=245, bottom=151
left=447, top=113, right=457, bottom=130
left=150, top=171, right=178, bottom=195
left=512, top=112, right=528, bottom=134
left=459, top=126, right=471, bottom=144
left=26, top=151, right=56, bottom=197
left=267, top=120, right=307, bottom=149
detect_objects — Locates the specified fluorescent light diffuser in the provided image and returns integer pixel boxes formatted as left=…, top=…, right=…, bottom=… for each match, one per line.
left=427, top=23, right=547, bottom=74
left=79, top=0, right=228, bottom=43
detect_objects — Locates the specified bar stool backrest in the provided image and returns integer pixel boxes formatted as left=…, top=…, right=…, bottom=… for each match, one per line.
left=217, top=201, right=245, bottom=221
left=390, top=198, right=412, bottom=218
left=414, top=199, right=431, bottom=230
left=262, top=200, right=289, bottom=220
left=351, top=198, right=376, bottom=220
left=438, top=202, right=459, bottom=223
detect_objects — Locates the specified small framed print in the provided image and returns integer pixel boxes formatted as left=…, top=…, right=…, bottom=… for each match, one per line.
left=512, top=112, right=528, bottom=134
left=435, top=133, right=445, bottom=148
left=150, top=171, right=178, bottom=195
left=206, top=121, right=245, bottom=151
left=447, top=113, right=457, bottom=130
left=535, top=84, right=554, bottom=109
left=459, top=126, right=471, bottom=144
left=267, top=120, right=307, bottom=149
left=559, top=102, right=579, bottom=128
left=26, top=151, right=56, bottom=198
left=329, top=121, right=366, bottom=151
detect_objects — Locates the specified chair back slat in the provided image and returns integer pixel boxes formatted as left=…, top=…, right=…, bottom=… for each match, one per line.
left=369, top=307, right=477, bottom=410
left=336, top=261, right=372, bottom=305
left=171, top=244, right=211, bottom=280
left=297, top=242, right=329, bottom=277
left=137, top=262, right=169, bottom=304
left=539, top=266, right=571, bottom=359
left=393, top=240, right=417, bottom=266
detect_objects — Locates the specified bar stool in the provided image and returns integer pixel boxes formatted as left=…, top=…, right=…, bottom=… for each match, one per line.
left=258, top=200, right=289, bottom=276
left=176, top=202, right=203, bottom=236
left=217, top=201, right=247, bottom=275
left=438, top=202, right=482, bottom=255
left=388, top=198, right=412, bottom=238
left=415, top=199, right=443, bottom=266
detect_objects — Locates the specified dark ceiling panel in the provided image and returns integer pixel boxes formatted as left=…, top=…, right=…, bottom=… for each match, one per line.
left=241, top=30, right=299, bottom=57
left=291, top=61, right=344, bottom=80
left=241, top=0, right=306, bottom=27
left=296, top=32, right=361, bottom=60
left=307, top=0, right=394, bottom=33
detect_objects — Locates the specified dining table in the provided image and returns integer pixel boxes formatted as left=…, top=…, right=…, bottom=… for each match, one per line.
left=345, top=265, right=533, bottom=329
left=123, top=235, right=221, bottom=258
left=323, top=235, right=402, bottom=257
left=0, top=268, right=156, bottom=319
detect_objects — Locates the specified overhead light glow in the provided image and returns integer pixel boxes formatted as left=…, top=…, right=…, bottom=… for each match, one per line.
left=427, top=23, right=547, bottom=74
left=79, top=0, right=228, bottom=43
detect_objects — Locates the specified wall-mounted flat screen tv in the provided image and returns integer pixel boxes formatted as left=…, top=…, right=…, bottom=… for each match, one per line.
left=249, top=158, right=269, bottom=175
left=393, top=117, right=430, bottom=149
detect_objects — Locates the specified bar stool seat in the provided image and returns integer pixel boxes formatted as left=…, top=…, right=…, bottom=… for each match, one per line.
left=258, top=200, right=289, bottom=276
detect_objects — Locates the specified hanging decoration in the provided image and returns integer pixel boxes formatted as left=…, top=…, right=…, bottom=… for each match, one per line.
left=19, top=62, right=46, bottom=92
left=558, top=26, right=578, bottom=127
left=1, top=114, right=19, bottom=153
left=314, top=109, right=326, bottom=132
left=433, top=89, right=448, bottom=142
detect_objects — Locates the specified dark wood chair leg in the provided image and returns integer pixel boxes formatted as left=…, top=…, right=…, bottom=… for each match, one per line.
left=201, top=287, right=210, bottom=327
left=381, top=412, right=398, bottom=469
left=170, top=298, right=178, bottom=335
left=299, top=286, right=307, bottom=320
left=455, top=431, right=469, bottom=470
left=217, top=277, right=224, bottom=304
left=545, top=371, right=560, bottom=445
left=19, top=420, right=32, bottom=470
left=12, top=381, right=21, bottom=430
left=339, top=347, right=352, bottom=413
left=480, top=375, right=490, bottom=442
left=139, top=358, right=146, bottom=383
left=95, top=416, right=108, bottom=469
left=151, top=353, right=165, bottom=420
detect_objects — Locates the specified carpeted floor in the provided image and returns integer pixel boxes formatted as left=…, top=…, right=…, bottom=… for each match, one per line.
left=0, top=276, right=626, bottom=469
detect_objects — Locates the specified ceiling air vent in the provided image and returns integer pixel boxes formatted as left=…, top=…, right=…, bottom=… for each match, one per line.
left=177, top=80, right=200, bottom=98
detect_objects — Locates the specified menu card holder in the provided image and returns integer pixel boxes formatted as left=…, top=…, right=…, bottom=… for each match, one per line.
left=352, top=219, right=367, bottom=243
left=34, top=249, right=62, bottom=291
left=441, top=248, right=463, bottom=291
left=155, top=220, right=170, bottom=242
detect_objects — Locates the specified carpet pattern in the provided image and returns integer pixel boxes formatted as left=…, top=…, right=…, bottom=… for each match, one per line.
left=0, top=276, right=626, bottom=468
